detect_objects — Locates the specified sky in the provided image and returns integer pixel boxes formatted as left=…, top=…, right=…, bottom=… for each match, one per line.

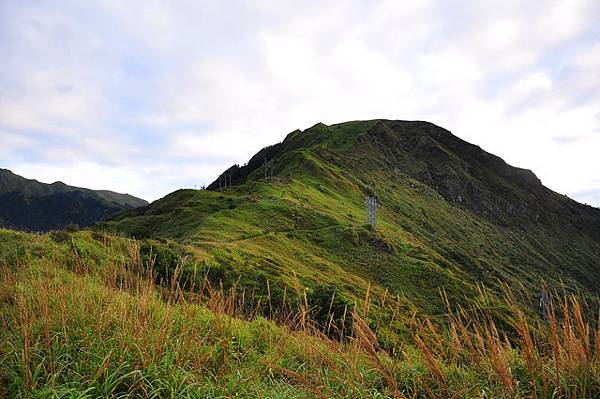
left=1, top=0, right=599, bottom=205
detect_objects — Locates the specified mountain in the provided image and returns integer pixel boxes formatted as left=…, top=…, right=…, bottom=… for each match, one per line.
left=3, top=120, right=600, bottom=396
left=103, top=119, right=600, bottom=327
left=0, top=168, right=147, bottom=231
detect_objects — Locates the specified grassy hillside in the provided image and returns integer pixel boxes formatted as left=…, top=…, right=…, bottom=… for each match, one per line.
left=1, top=229, right=599, bottom=397
left=0, top=169, right=147, bottom=231
left=103, top=120, right=600, bottom=334
left=4, top=119, right=599, bottom=396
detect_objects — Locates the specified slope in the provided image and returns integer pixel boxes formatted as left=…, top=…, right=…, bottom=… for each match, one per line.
left=103, top=120, right=600, bottom=335
left=3, top=229, right=599, bottom=397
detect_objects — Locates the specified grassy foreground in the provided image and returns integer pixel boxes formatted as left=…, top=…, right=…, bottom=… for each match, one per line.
left=1, top=229, right=599, bottom=398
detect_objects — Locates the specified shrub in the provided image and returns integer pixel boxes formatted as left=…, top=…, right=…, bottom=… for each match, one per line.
left=50, top=230, right=71, bottom=244
left=140, top=241, right=181, bottom=284
left=63, top=223, right=80, bottom=233
left=309, top=285, right=354, bottom=339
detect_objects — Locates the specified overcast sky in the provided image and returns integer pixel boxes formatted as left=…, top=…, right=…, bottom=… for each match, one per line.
left=1, top=1, right=599, bottom=205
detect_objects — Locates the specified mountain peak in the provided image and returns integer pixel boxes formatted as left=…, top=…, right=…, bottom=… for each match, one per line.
left=205, top=119, right=598, bottom=237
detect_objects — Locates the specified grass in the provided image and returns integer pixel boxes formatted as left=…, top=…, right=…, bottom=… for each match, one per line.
left=1, top=230, right=599, bottom=398
left=3, top=119, right=600, bottom=397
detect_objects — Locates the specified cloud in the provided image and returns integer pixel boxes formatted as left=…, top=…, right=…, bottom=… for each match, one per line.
left=574, top=187, right=600, bottom=209
left=0, top=0, right=599, bottom=204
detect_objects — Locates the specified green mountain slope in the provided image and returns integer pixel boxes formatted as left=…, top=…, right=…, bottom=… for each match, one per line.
left=0, top=168, right=147, bottom=231
left=103, top=120, right=600, bottom=329
left=3, top=229, right=598, bottom=397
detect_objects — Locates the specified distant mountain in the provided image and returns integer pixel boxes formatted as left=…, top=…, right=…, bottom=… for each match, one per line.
left=0, top=169, right=147, bottom=231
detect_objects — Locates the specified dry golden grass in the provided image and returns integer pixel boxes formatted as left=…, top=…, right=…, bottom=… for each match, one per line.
left=1, top=238, right=599, bottom=398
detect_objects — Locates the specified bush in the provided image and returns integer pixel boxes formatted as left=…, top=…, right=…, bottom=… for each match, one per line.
left=50, top=230, right=71, bottom=244
left=140, top=241, right=181, bottom=284
left=309, top=285, right=354, bottom=339
left=63, top=223, right=80, bottom=233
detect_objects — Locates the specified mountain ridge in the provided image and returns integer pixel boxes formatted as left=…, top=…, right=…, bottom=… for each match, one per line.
left=209, top=119, right=599, bottom=232
left=0, top=168, right=147, bottom=231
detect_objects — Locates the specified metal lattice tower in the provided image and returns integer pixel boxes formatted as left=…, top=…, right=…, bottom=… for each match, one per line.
left=540, top=289, right=551, bottom=321
left=366, top=196, right=378, bottom=229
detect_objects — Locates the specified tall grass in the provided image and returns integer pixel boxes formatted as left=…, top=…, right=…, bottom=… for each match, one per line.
left=1, top=238, right=599, bottom=398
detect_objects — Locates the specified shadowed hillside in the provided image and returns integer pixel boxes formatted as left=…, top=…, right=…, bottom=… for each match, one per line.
left=0, top=169, right=147, bottom=231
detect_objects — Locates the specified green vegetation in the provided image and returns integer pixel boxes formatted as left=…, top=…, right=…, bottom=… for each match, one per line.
left=2, top=119, right=600, bottom=396
left=103, top=120, right=600, bottom=332
left=1, top=230, right=599, bottom=397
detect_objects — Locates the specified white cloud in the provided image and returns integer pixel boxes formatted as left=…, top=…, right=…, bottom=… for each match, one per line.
left=0, top=70, right=106, bottom=135
left=0, top=133, right=34, bottom=159
left=0, top=0, right=599, bottom=204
